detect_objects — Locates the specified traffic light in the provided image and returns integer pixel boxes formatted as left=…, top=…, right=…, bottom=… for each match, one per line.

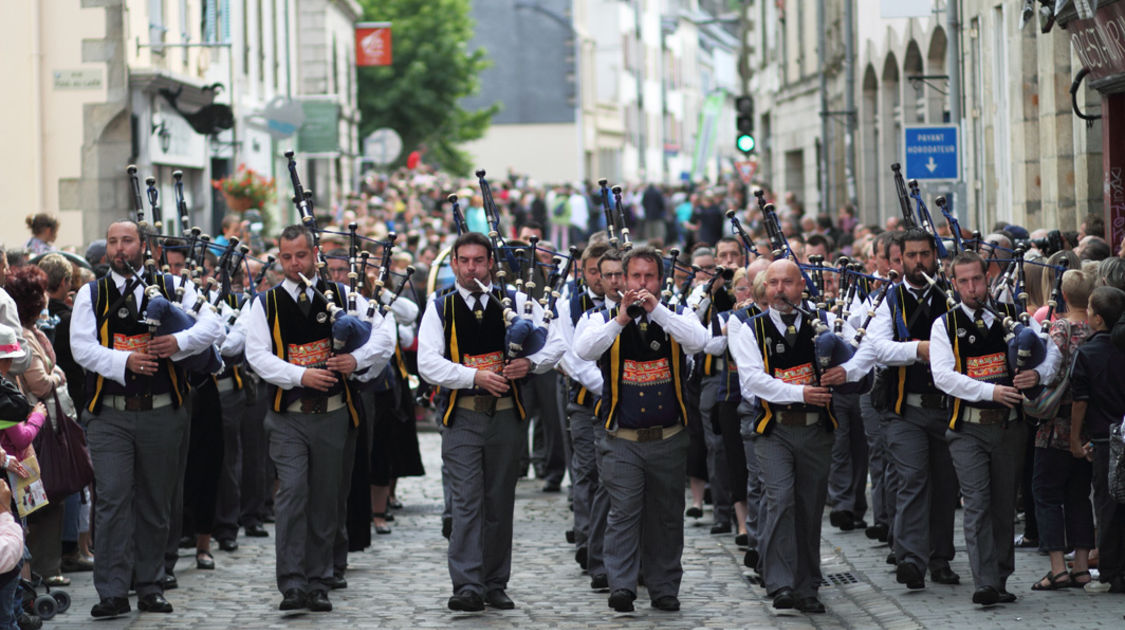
left=736, top=95, right=755, bottom=154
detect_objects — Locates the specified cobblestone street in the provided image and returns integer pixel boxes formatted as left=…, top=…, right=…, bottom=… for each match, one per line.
left=42, top=428, right=1125, bottom=629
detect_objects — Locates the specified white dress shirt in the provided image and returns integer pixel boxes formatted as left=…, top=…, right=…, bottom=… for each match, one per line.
left=220, top=300, right=252, bottom=358
left=555, top=290, right=609, bottom=396
left=930, top=303, right=1059, bottom=404
left=417, top=282, right=556, bottom=391
left=70, top=270, right=223, bottom=386
left=730, top=307, right=856, bottom=406
left=243, top=278, right=395, bottom=390
left=573, top=301, right=709, bottom=363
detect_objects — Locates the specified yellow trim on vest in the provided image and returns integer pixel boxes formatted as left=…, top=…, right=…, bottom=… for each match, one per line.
left=893, top=366, right=907, bottom=415
left=88, top=278, right=110, bottom=414
left=442, top=294, right=460, bottom=426
left=576, top=387, right=588, bottom=406
left=949, top=312, right=963, bottom=431
left=604, top=333, right=622, bottom=429
left=703, top=353, right=714, bottom=377
left=269, top=291, right=284, bottom=411
left=670, top=338, right=687, bottom=425
left=754, top=316, right=774, bottom=434
left=232, top=365, right=243, bottom=389
left=394, top=343, right=409, bottom=379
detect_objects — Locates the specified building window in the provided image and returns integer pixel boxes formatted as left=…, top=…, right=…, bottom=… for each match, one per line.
left=149, top=0, right=166, bottom=54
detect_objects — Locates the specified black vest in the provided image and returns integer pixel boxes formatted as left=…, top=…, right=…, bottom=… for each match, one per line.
left=84, top=274, right=186, bottom=415
left=436, top=288, right=525, bottom=425
left=596, top=307, right=688, bottom=430
left=568, top=290, right=602, bottom=406
left=887, top=283, right=946, bottom=413
left=748, top=311, right=836, bottom=435
left=945, top=305, right=1015, bottom=431
left=261, top=281, right=359, bottom=425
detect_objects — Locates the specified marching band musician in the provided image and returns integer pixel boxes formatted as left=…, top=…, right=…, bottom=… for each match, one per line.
left=72, top=220, right=223, bottom=618
left=822, top=229, right=962, bottom=591
left=554, top=241, right=610, bottom=577
left=730, top=259, right=858, bottom=614
left=930, top=251, right=1059, bottom=605
left=243, top=225, right=395, bottom=613
left=417, top=232, right=560, bottom=612
left=574, top=246, right=709, bottom=613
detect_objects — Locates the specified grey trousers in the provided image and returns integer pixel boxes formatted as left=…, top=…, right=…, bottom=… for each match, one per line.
left=700, top=375, right=732, bottom=526
left=265, top=407, right=350, bottom=594
left=755, top=423, right=833, bottom=599
left=600, top=428, right=688, bottom=600
left=332, top=417, right=360, bottom=574
left=87, top=403, right=189, bottom=599
left=946, top=421, right=1027, bottom=590
left=828, top=391, right=868, bottom=518
left=885, top=405, right=957, bottom=573
left=442, top=407, right=522, bottom=596
left=239, top=379, right=271, bottom=529
left=860, top=392, right=896, bottom=531
left=739, top=399, right=764, bottom=550
left=586, top=416, right=611, bottom=577
left=524, top=373, right=566, bottom=485
left=164, top=398, right=193, bottom=575
left=567, top=402, right=597, bottom=547
left=213, top=384, right=250, bottom=542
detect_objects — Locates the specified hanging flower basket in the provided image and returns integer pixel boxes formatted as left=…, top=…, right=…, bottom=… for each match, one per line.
left=213, top=165, right=275, bottom=213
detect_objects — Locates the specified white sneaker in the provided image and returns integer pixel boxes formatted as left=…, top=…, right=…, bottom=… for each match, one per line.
left=1085, top=581, right=1111, bottom=593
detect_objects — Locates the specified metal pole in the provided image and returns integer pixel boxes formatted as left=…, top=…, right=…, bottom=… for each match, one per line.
left=844, top=0, right=857, bottom=206
left=818, top=0, right=831, bottom=215
left=946, top=0, right=967, bottom=225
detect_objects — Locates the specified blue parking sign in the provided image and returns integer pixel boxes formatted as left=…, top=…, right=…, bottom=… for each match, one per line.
left=903, top=125, right=959, bottom=181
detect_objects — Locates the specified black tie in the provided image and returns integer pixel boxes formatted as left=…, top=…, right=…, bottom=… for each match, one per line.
left=781, top=313, right=798, bottom=347
left=972, top=309, right=988, bottom=334
left=471, top=292, right=485, bottom=322
left=123, top=288, right=138, bottom=320
left=638, top=313, right=649, bottom=334
left=297, top=289, right=311, bottom=318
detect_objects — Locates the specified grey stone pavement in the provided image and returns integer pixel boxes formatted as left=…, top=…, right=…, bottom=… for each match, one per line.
left=43, top=426, right=1125, bottom=629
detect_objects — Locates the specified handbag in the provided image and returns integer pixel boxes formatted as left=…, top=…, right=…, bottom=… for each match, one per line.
left=33, top=389, right=94, bottom=502
left=1024, top=319, right=1075, bottom=421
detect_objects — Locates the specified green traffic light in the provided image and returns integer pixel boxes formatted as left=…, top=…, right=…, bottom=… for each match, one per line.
left=737, top=134, right=756, bottom=153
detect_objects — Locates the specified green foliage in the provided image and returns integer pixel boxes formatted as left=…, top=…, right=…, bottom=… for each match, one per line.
left=357, top=0, right=499, bottom=176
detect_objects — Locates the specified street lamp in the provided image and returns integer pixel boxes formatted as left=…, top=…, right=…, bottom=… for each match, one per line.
left=514, top=1, right=588, bottom=184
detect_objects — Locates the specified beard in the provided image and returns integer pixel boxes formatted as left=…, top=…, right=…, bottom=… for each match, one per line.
left=905, top=262, right=934, bottom=288
left=109, top=251, right=143, bottom=276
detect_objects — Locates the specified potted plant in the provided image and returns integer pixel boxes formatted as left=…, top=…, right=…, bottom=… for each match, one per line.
left=212, top=165, right=275, bottom=213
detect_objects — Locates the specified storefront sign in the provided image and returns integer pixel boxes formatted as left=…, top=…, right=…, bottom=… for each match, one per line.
left=356, top=22, right=392, bottom=67
left=53, top=69, right=102, bottom=90
left=1069, top=2, right=1125, bottom=81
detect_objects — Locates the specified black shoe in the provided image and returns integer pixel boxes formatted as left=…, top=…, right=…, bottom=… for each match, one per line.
left=796, top=596, right=826, bottom=613
left=685, top=506, right=703, bottom=519
left=542, top=482, right=562, bottom=493
left=485, top=589, right=515, bottom=609
left=307, top=590, right=332, bottom=612
left=997, top=589, right=1017, bottom=603
left=325, top=574, right=347, bottom=590
left=565, top=529, right=576, bottom=544
left=218, top=538, right=239, bottom=552
left=448, top=591, right=484, bottom=612
left=196, top=551, right=215, bottom=570
left=896, top=562, right=925, bottom=589
left=885, top=551, right=897, bottom=565
left=972, top=586, right=1000, bottom=605
left=17, top=612, right=42, bottom=630
left=90, top=596, right=131, bottom=618
left=865, top=523, right=889, bottom=542
left=442, top=516, right=452, bottom=540
left=178, top=535, right=193, bottom=549
left=245, top=523, right=269, bottom=537
left=703, top=487, right=712, bottom=505
left=710, top=523, right=732, bottom=535
left=829, top=510, right=855, bottom=531
left=161, top=574, right=178, bottom=590
left=651, top=595, right=680, bottom=611
left=852, top=519, right=868, bottom=530
left=735, top=533, right=749, bottom=547
left=744, top=548, right=759, bottom=569
left=772, top=587, right=797, bottom=609
left=608, top=589, right=636, bottom=612
left=931, top=566, right=960, bottom=585
left=137, top=593, right=173, bottom=613
left=590, top=574, right=609, bottom=591
left=279, top=589, right=306, bottom=611
left=575, top=546, right=588, bottom=570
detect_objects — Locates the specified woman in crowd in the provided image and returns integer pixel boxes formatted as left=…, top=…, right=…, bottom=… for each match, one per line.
left=23, top=215, right=59, bottom=256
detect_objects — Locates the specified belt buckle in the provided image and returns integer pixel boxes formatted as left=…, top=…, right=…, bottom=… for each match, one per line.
left=301, top=397, right=327, bottom=414
left=635, top=426, right=662, bottom=442
left=472, top=396, right=497, bottom=415
left=125, top=393, right=152, bottom=411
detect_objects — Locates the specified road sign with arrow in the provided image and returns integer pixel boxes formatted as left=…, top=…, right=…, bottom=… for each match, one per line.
left=903, top=125, right=958, bottom=182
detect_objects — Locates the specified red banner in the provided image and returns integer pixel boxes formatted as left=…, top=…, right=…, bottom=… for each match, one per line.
left=356, top=22, right=392, bottom=67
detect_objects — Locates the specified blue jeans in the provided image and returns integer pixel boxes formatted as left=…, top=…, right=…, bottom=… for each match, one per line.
left=0, top=568, right=21, bottom=629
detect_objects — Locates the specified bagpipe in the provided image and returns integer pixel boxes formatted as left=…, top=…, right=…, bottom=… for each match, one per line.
left=124, top=165, right=223, bottom=374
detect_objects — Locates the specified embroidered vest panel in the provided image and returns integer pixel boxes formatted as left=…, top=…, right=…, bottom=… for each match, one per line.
left=597, top=308, right=688, bottom=430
